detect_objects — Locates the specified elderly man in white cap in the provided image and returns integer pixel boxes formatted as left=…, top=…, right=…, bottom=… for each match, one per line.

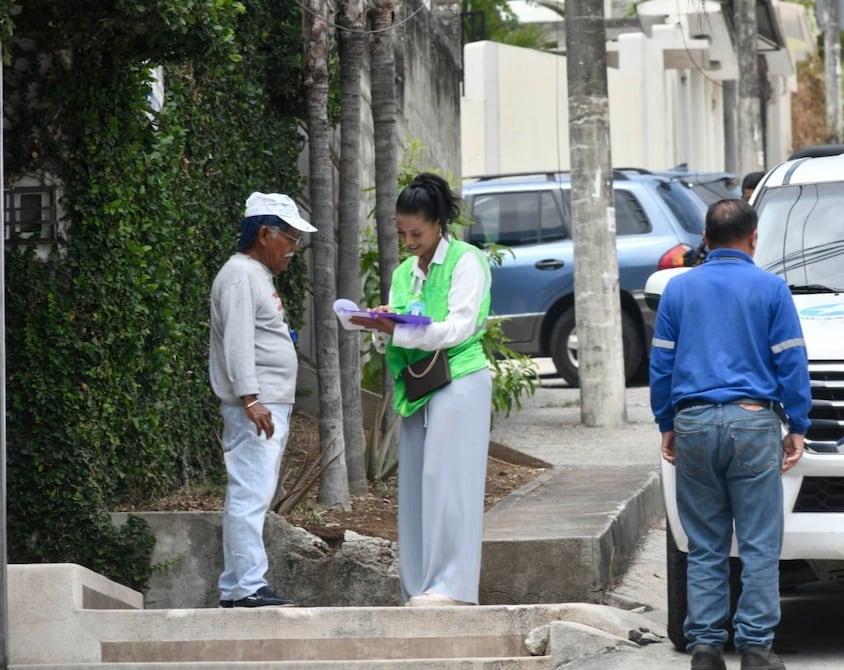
left=209, top=192, right=316, bottom=607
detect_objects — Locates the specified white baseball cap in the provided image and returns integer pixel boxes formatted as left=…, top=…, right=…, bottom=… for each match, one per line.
left=243, top=192, right=317, bottom=233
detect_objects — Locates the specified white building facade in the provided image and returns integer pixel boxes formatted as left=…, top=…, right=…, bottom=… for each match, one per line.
left=461, top=0, right=814, bottom=176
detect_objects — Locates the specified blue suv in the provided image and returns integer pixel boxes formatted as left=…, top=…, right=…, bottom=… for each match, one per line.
left=461, top=170, right=707, bottom=385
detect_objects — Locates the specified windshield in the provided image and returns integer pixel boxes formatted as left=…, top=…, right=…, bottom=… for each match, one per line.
left=754, top=183, right=844, bottom=290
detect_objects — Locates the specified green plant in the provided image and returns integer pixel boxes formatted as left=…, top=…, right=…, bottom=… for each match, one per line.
left=271, top=442, right=343, bottom=515
left=365, top=393, right=400, bottom=482
left=4, top=0, right=306, bottom=590
left=481, top=320, right=539, bottom=418
left=375, top=479, right=397, bottom=498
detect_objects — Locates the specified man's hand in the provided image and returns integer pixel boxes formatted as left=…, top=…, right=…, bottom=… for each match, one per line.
left=662, top=430, right=674, bottom=465
left=245, top=402, right=275, bottom=439
left=661, top=431, right=676, bottom=465
left=781, top=433, right=805, bottom=473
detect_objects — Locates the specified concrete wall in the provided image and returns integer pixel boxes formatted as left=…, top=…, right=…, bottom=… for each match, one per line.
left=111, top=511, right=401, bottom=609
left=397, top=2, right=463, bottom=175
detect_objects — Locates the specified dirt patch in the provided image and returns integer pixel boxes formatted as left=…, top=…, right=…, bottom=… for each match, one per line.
left=123, top=412, right=545, bottom=543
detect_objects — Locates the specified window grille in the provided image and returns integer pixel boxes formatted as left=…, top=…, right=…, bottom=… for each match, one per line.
left=4, top=185, right=59, bottom=246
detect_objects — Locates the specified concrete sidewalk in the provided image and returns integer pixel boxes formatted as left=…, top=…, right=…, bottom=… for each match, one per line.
left=480, top=359, right=664, bottom=605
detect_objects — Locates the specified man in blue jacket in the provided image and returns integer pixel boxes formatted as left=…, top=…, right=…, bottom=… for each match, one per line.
left=650, top=198, right=811, bottom=670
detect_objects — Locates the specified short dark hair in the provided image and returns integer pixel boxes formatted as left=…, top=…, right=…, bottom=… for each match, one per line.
left=705, top=198, right=757, bottom=247
left=741, top=171, right=765, bottom=192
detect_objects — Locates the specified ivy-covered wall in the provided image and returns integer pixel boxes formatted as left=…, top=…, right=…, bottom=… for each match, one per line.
left=3, top=0, right=307, bottom=589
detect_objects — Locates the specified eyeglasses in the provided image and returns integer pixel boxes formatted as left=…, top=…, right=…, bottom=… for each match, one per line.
left=268, top=227, right=303, bottom=247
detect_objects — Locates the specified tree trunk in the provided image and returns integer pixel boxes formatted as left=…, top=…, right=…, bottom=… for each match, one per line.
left=304, top=0, right=350, bottom=509
left=336, top=0, right=369, bottom=496
left=369, top=0, right=399, bottom=303
left=368, top=0, right=400, bottom=429
left=735, top=0, right=764, bottom=171
left=823, top=0, right=842, bottom=143
left=565, top=0, right=626, bottom=427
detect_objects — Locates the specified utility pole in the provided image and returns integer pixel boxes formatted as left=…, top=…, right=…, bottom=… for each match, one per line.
left=565, top=0, right=626, bottom=427
left=735, top=0, right=765, bottom=171
left=823, top=0, right=842, bottom=142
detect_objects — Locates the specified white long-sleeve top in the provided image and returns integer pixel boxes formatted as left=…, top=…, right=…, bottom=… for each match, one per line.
left=389, top=237, right=491, bottom=352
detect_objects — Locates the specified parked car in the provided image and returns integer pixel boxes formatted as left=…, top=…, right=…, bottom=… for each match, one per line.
left=461, top=170, right=708, bottom=386
left=655, top=164, right=741, bottom=205
left=645, top=148, right=844, bottom=651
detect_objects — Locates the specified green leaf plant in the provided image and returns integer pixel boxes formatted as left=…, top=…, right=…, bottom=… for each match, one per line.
left=3, top=0, right=307, bottom=590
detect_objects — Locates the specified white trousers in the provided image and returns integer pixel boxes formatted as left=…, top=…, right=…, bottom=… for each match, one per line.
left=398, top=368, right=492, bottom=604
left=218, top=402, right=291, bottom=601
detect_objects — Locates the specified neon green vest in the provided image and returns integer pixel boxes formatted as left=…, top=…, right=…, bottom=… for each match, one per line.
left=386, top=239, right=491, bottom=417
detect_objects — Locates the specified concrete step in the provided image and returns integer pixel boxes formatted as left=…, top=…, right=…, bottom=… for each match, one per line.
left=10, top=564, right=666, bottom=669
left=12, top=603, right=561, bottom=666
left=13, top=659, right=551, bottom=670
left=8, top=564, right=569, bottom=667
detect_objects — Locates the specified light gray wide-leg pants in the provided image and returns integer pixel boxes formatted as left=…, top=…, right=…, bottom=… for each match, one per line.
left=398, top=368, right=492, bottom=604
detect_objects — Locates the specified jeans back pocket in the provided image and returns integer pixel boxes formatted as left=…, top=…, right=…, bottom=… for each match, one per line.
left=733, top=421, right=780, bottom=473
left=674, top=426, right=710, bottom=478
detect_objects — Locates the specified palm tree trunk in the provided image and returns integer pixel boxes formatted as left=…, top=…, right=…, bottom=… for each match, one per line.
left=304, top=0, right=350, bottom=508
left=368, top=0, right=399, bottom=301
left=336, top=0, right=369, bottom=496
left=368, top=0, right=400, bottom=429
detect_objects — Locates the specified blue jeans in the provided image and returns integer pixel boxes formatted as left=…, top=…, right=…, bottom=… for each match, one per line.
left=218, top=402, right=291, bottom=601
left=674, top=402, right=783, bottom=652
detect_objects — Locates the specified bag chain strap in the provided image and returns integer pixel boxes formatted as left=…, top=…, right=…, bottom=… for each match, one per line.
left=406, top=350, right=442, bottom=379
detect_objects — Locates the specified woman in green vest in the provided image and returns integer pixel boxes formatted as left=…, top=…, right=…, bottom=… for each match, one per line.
left=352, top=173, right=492, bottom=606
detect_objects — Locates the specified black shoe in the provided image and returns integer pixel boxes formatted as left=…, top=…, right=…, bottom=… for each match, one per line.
left=228, top=586, right=295, bottom=608
left=740, top=647, right=786, bottom=670
left=690, top=644, right=726, bottom=670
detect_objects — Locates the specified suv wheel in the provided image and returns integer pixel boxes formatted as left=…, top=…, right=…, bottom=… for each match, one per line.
left=549, top=307, right=644, bottom=386
left=666, top=525, right=689, bottom=651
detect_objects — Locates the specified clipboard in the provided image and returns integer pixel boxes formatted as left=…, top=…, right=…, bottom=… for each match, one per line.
left=333, top=299, right=432, bottom=330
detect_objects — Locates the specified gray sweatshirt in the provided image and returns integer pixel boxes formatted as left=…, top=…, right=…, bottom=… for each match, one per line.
left=209, top=253, right=298, bottom=405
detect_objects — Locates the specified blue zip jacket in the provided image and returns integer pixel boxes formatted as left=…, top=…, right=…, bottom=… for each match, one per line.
left=649, top=248, right=811, bottom=434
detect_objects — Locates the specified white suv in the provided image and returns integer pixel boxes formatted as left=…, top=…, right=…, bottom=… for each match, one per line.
left=645, top=149, right=844, bottom=650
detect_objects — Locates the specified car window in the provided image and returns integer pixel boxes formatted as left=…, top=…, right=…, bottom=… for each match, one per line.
left=690, top=178, right=740, bottom=205
left=560, top=189, right=651, bottom=236
left=755, top=182, right=844, bottom=289
left=654, top=181, right=706, bottom=234
left=468, top=190, right=568, bottom=246
left=613, top=190, right=651, bottom=235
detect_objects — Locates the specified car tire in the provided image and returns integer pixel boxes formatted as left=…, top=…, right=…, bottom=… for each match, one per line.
left=550, top=307, right=644, bottom=386
left=666, top=524, right=742, bottom=653
left=666, top=526, right=689, bottom=652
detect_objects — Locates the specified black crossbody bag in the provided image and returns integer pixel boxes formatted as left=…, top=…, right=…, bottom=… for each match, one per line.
left=401, top=350, right=452, bottom=402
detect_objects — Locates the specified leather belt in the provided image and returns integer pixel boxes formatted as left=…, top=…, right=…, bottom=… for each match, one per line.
left=675, top=397, right=775, bottom=412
